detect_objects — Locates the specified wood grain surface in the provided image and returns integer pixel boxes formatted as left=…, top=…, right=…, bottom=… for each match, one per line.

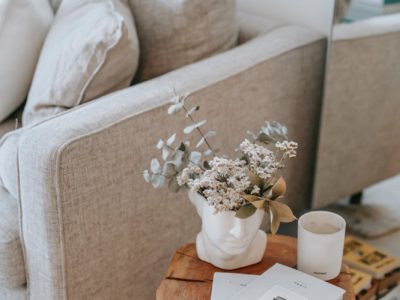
left=157, top=235, right=355, bottom=300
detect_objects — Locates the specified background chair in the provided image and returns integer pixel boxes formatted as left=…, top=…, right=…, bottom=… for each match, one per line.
left=313, top=13, right=400, bottom=208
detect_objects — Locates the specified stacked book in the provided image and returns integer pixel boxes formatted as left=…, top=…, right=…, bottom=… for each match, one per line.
left=344, top=236, right=400, bottom=299
left=210, top=237, right=400, bottom=299
left=345, top=0, right=400, bottom=21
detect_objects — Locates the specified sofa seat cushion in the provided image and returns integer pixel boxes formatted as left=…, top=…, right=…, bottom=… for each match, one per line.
left=0, top=285, right=26, bottom=300
left=0, top=107, right=23, bottom=140
left=0, top=186, right=26, bottom=288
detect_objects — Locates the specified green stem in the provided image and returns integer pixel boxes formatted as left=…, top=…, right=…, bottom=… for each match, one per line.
left=182, top=105, right=216, bottom=157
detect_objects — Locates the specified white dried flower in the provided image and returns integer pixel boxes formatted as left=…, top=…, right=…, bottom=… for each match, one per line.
left=251, top=185, right=261, bottom=195
left=176, top=165, right=203, bottom=186
left=240, top=139, right=278, bottom=180
left=275, top=141, right=298, bottom=158
left=182, top=157, right=251, bottom=212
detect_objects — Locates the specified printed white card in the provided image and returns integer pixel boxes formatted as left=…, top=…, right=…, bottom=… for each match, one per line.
left=230, top=263, right=345, bottom=300
left=211, top=273, right=258, bottom=300
left=259, top=285, right=309, bottom=300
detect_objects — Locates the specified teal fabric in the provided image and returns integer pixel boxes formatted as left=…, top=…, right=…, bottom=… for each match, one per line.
left=385, top=0, right=400, bottom=5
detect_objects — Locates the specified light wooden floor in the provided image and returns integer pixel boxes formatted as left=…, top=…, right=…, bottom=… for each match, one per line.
left=358, top=175, right=400, bottom=256
left=365, top=230, right=400, bottom=257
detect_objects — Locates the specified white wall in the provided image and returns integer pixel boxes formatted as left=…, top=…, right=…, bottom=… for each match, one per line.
left=237, top=0, right=337, bottom=211
left=237, top=0, right=336, bottom=37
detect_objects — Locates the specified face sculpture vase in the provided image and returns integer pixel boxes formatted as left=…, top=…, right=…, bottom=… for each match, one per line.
left=189, top=191, right=267, bottom=270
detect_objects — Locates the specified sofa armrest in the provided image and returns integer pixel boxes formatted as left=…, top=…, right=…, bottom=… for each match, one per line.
left=18, top=25, right=325, bottom=299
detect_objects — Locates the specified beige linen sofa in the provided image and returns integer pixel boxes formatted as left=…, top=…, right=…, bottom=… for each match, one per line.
left=0, top=13, right=326, bottom=300
left=313, top=13, right=400, bottom=208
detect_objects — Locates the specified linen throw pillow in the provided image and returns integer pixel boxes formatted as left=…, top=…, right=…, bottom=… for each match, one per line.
left=128, top=0, right=238, bottom=81
left=0, top=0, right=53, bottom=123
left=23, top=0, right=140, bottom=126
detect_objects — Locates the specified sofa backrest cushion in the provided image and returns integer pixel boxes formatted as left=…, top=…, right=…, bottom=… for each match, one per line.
left=23, top=0, right=140, bottom=126
left=128, top=0, right=238, bottom=81
left=0, top=0, right=53, bottom=123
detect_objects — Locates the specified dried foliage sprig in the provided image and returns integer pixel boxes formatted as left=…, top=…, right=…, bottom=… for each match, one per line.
left=144, top=93, right=217, bottom=192
left=144, top=93, right=298, bottom=234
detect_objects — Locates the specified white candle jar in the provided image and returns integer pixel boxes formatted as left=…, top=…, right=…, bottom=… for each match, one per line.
left=297, top=211, right=346, bottom=281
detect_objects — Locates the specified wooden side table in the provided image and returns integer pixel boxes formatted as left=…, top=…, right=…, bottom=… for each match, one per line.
left=157, top=235, right=355, bottom=300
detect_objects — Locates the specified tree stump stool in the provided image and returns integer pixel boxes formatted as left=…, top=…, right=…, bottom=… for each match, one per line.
left=157, top=234, right=355, bottom=300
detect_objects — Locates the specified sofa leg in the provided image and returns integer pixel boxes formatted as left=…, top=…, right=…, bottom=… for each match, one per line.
left=349, top=191, right=363, bottom=205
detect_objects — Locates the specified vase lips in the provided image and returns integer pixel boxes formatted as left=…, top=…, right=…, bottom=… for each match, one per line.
left=223, top=237, right=251, bottom=245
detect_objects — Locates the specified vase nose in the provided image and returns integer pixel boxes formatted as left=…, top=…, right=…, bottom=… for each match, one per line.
left=229, top=218, right=247, bottom=240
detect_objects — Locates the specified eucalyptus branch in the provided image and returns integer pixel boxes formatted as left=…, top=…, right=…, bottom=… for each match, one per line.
left=182, top=104, right=216, bottom=157
left=144, top=91, right=297, bottom=225
left=164, top=144, right=206, bottom=170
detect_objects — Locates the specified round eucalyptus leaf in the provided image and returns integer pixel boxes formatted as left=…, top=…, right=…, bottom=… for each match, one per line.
left=156, top=139, right=164, bottom=149
left=143, top=170, right=150, bottom=183
left=183, top=120, right=207, bottom=134
left=162, top=162, right=177, bottom=178
left=167, top=133, right=176, bottom=146
left=203, top=149, right=212, bottom=156
left=171, top=150, right=184, bottom=167
left=150, top=158, right=161, bottom=173
left=190, top=151, right=202, bottom=164
left=168, top=102, right=183, bottom=115
left=162, top=147, right=170, bottom=161
left=151, top=174, right=165, bottom=188
left=186, top=106, right=199, bottom=118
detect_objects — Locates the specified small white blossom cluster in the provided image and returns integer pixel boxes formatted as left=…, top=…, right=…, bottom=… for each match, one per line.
left=175, top=137, right=297, bottom=213
left=177, top=157, right=251, bottom=212
left=251, top=185, right=261, bottom=195
left=145, top=98, right=298, bottom=216
left=176, top=165, right=203, bottom=186
left=239, top=139, right=278, bottom=180
left=275, top=141, right=298, bottom=158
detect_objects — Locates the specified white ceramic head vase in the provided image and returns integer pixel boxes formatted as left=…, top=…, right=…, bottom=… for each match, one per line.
left=189, top=191, right=267, bottom=270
